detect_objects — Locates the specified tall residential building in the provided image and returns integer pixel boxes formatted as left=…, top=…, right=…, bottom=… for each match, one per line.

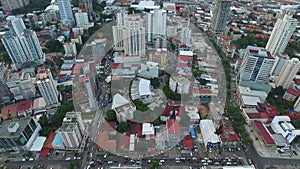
left=210, top=0, right=232, bottom=35
left=1, top=17, right=44, bottom=71
left=36, top=67, right=58, bottom=106
left=75, top=11, right=93, bottom=29
left=181, top=27, right=191, bottom=46
left=146, top=9, right=167, bottom=43
left=56, top=112, right=86, bottom=151
left=270, top=52, right=289, bottom=76
left=63, top=42, right=77, bottom=56
left=57, top=0, right=75, bottom=26
left=6, top=68, right=36, bottom=101
left=0, top=62, right=12, bottom=104
left=84, top=0, right=93, bottom=21
left=113, top=10, right=127, bottom=51
left=275, top=58, right=300, bottom=89
left=239, top=46, right=275, bottom=85
left=0, top=0, right=29, bottom=12
left=6, top=16, right=26, bottom=37
left=124, top=14, right=146, bottom=57
left=266, top=10, right=298, bottom=56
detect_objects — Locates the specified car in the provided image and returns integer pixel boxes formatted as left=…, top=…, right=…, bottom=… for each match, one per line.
left=90, top=153, right=93, bottom=158
left=293, top=151, right=298, bottom=156
left=89, top=161, right=95, bottom=165
left=176, top=160, right=180, bottom=164
left=77, top=157, right=81, bottom=160
left=21, top=158, right=26, bottom=161
left=147, top=159, right=151, bottom=163
left=66, top=157, right=71, bottom=161
left=108, top=161, right=113, bottom=164
left=160, top=159, right=165, bottom=163
left=248, top=159, right=252, bottom=165
left=74, top=156, right=77, bottom=160
left=192, top=157, right=197, bottom=160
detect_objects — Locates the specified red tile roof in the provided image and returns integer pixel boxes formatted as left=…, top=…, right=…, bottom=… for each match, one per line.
left=167, top=119, right=180, bottom=135
left=39, top=147, right=50, bottom=157
left=286, top=88, right=300, bottom=97
left=253, top=120, right=275, bottom=145
left=218, top=35, right=232, bottom=41
left=131, top=125, right=142, bottom=137
left=43, top=132, right=56, bottom=149
left=1, top=100, right=32, bottom=118
left=183, top=135, right=193, bottom=149
left=178, top=55, right=193, bottom=61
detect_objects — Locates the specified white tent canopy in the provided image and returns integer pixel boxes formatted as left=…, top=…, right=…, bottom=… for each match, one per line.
left=139, top=79, right=151, bottom=96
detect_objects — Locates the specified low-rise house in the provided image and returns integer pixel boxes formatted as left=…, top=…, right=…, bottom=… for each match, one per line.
left=111, top=93, right=135, bottom=122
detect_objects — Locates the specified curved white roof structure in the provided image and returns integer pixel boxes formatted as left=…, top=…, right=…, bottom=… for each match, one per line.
left=45, top=4, right=59, bottom=12
left=111, top=93, right=130, bottom=109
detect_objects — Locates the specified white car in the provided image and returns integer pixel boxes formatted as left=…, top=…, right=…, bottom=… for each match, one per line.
left=65, top=157, right=71, bottom=161
left=29, top=158, right=34, bottom=161
left=21, top=158, right=26, bottom=161
left=176, top=160, right=180, bottom=164
left=108, top=161, right=113, bottom=164
left=160, top=159, right=165, bottom=163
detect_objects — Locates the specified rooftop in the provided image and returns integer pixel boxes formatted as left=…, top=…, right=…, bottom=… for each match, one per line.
left=253, top=120, right=275, bottom=145
left=0, top=118, right=32, bottom=138
left=167, top=119, right=180, bottom=135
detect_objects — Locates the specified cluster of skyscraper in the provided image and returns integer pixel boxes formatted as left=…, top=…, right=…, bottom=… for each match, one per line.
left=113, top=8, right=174, bottom=57
left=1, top=16, right=45, bottom=71
left=238, top=9, right=300, bottom=93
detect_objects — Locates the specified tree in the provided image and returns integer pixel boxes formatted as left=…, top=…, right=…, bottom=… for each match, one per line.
left=150, top=78, right=160, bottom=89
left=45, top=39, right=64, bottom=53
left=150, top=161, right=159, bottom=169
left=179, top=114, right=191, bottom=126
left=133, top=99, right=149, bottom=112
left=68, top=162, right=79, bottom=169
left=38, top=114, right=48, bottom=127
left=151, top=118, right=161, bottom=126
left=118, top=122, right=131, bottom=133
left=106, top=110, right=116, bottom=122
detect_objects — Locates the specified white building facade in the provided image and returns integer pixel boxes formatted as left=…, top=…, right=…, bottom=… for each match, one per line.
left=275, top=58, right=300, bottom=89
left=36, top=67, right=58, bottom=106
left=266, top=10, right=298, bottom=56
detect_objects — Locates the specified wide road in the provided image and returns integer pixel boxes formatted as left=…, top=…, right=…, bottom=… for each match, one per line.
left=246, top=144, right=300, bottom=169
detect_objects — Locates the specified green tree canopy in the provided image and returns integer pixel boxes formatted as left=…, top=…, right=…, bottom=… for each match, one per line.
left=133, top=99, right=149, bottom=112
left=150, top=78, right=160, bottom=89
left=45, top=39, right=64, bottom=53
left=106, top=109, right=116, bottom=122
left=118, top=122, right=131, bottom=133
left=150, top=161, right=159, bottom=169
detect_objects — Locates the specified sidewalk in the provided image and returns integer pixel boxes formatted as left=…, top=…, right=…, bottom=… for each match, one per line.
left=244, top=124, right=300, bottom=159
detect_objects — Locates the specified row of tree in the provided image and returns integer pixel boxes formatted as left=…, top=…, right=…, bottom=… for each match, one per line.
left=39, top=101, right=75, bottom=136
left=226, top=105, right=252, bottom=145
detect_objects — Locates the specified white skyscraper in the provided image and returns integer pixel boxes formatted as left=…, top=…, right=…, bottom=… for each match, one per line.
left=270, top=52, right=289, bottom=76
left=239, top=46, right=275, bottom=84
left=36, top=67, right=58, bottom=106
left=1, top=16, right=44, bottom=70
left=146, top=9, right=167, bottom=43
left=75, top=11, right=93, bottom=29
left=57, top=0, right=75, bottom=26
left=6, top=16, right=26, bottom=37
left=181, top=27, right=191, bottom=46
left=275, top=58, right=300, bottom=89
left=211, top=0, right=232, bottom=35
left=266, top=10, right=298, bottom=56
left=57, top=111, right=86, bottom=150
left=124, top=14, right=145, bottom=57
left=63, top=42, right=77, bottom=56
left=113, top=10, right=127, bottom=51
